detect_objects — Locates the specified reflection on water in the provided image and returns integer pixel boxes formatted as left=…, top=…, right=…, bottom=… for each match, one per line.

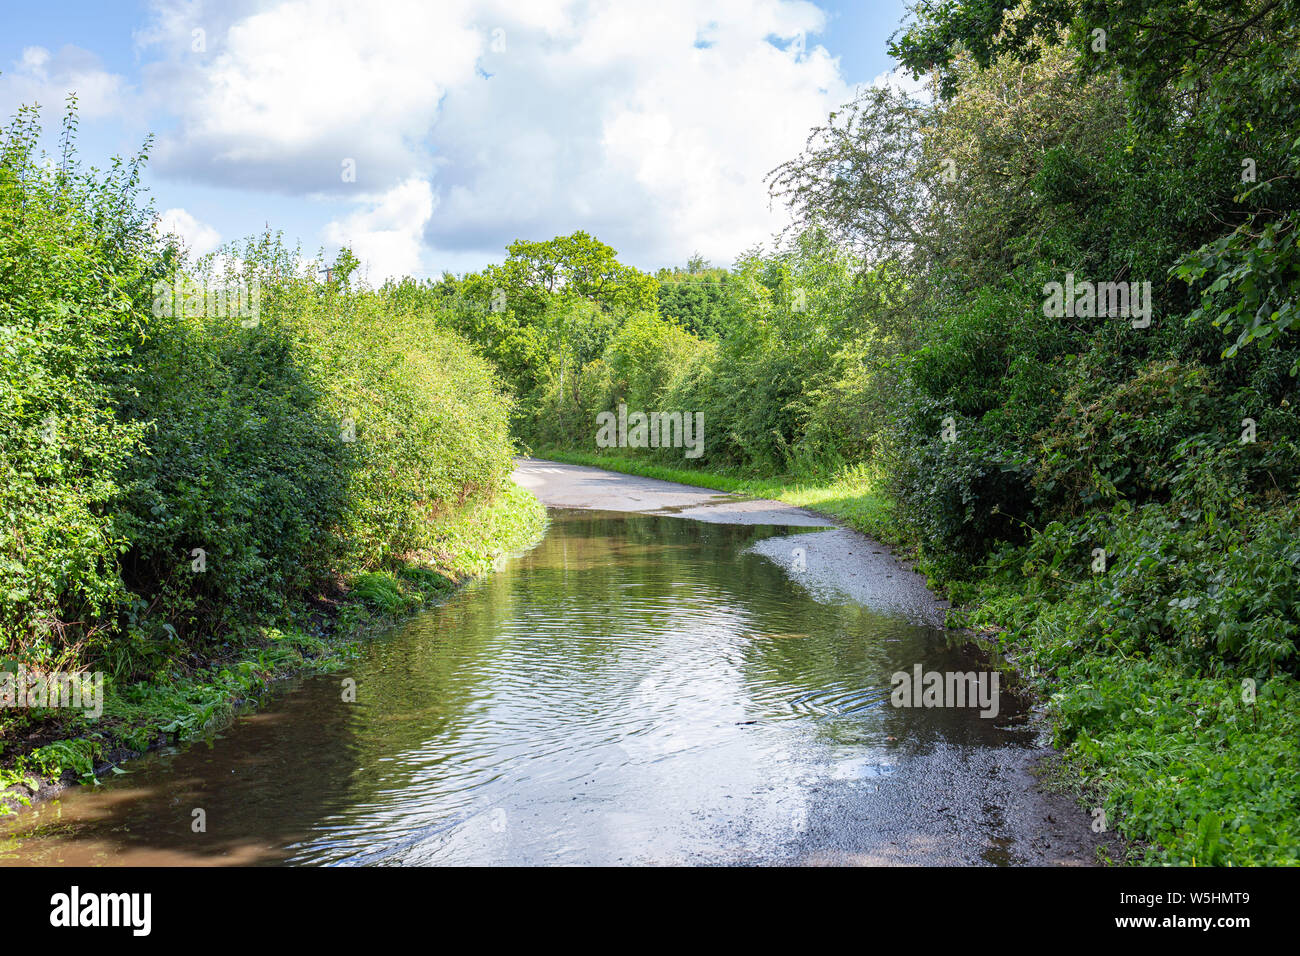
left=0, top=510, right=1033, bottom=866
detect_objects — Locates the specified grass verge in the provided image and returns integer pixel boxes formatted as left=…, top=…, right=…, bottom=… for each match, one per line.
left=531, top=448, right=898, bottom=541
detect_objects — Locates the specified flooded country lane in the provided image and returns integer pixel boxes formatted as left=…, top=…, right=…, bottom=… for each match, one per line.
left=0, top=462, right=1105, bottom=866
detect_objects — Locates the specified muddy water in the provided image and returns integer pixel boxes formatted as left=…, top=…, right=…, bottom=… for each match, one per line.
left=0, top=510, right=1039, bottom=866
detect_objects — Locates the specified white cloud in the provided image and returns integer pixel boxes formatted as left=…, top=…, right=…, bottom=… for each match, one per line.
left=424, top=0, right=850, bottom=269
left=158, top=207, right=222, bottom=256
left=323, top=177, right=435, bottom=282
left=141, top=0, right=483, bottom=195
left=137, top=0, right=861, bottom=276
left=0, top=45, right=133, bottom=119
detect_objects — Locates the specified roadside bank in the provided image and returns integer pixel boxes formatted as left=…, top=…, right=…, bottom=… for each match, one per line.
left=0, top=484, right=547, bottom=815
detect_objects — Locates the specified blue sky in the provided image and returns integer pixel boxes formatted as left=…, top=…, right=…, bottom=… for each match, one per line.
left=0, top=0, right=916, bottom=280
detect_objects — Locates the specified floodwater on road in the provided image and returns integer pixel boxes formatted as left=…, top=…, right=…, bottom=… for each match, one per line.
left=1, top=509, right=1056, bottom=866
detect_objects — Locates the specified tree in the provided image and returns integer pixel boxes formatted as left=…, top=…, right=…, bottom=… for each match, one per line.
left=656, top=268, right=734, bottom=338
left=890, top=0, right=1300, bottom=363
left=485, top=230, right=658, bottom=315
left=766, top=85, right=934, bottom=270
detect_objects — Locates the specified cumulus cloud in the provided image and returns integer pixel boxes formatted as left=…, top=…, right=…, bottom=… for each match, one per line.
left=158, top=206, right=223, bottom=256
left=323, top=177, right=435, bottom=282
left=424, top=0, right=851, bottom=268
left=135, top=0, right=860, bottom=276
left=0, top=45, right=134, bottom=119
left=140, top=0, right=483, bottom=195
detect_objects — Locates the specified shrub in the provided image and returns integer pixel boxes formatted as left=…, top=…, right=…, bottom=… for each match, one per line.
left=0, top=106, right=525, bottom=685
left=0, top=105, right=158, bottom=666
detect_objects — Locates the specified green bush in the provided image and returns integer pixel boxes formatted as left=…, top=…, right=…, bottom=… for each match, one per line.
left=291, top=279, right=517, bottom=565
left=0, top=105, right=524, bottom=686
left=0, top=104, right=157, bottom=666
left=113, top=298, right=352, bottom=660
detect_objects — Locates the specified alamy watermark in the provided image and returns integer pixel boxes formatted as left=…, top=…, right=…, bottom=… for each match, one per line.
left=1042, top=272, right=1151, bottom=328
left=595, top=403, right=704, bottom=459
left=50, top=886, right=151, bottom=936
left=0, top=666, right=104, bottom=719
left=152, top=277, right=262, bottom=326
left=890, top=665, right=1000, bottom=718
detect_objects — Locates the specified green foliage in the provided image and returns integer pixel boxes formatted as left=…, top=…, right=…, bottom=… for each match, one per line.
left=293, top=281, right=517, bottom=566
left=0, top=103, right=526, bottom=695
left=498, top=226, right=909, bottom=477
left=767, top=85, right=931, bottom=270
left=1176, top=207, right=1300, bottom=371
left=655, top=264, right=737, bottom=338
left=349, top=572, right=413, bottom=615
left=655, top=230, right=898, bottom=475
left=959, top=496, right=1300, bottom=863
left=605, top=312, right=700, bottom=409
left=0, top=101, right=158, bottom=666
left=893, top=0, right=1300, bottom=119
left=482, top=230, right=659, bottom=317
left=27, top=737, right=101, bottom=783
left=114, top=285, right=352, bottom=654
left=874, top=4, right=1300, bottom=861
